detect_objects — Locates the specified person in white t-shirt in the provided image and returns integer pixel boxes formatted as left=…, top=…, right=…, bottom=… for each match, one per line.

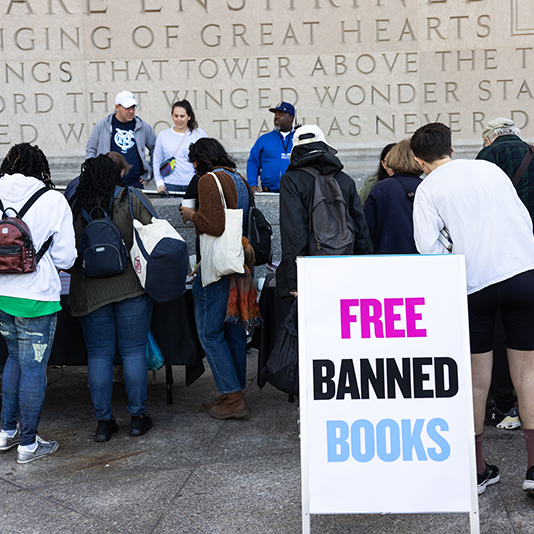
left=411, top=122, right=534, bottom=496
left=153, top=100, right=207, bottom=194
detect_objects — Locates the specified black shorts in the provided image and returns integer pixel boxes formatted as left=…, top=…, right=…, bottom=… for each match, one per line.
left=468, top=269, right=534, bottom=354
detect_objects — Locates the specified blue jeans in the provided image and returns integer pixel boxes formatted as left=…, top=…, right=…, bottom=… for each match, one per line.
left=0, top=311, right=57, bottom=446
left=165, top=184, right=188, bottom=192
left=79, top=294, right=153, bottom=420
left=192, top=271, right=247, bottom=394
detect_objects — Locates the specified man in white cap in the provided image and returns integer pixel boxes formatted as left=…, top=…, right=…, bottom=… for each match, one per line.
left=277, top=125, right=372, bottom=301
left=86, top=90, right=156, bottom=188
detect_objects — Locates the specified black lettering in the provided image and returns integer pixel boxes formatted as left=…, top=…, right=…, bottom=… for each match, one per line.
left=313, top=359, right=335, bottom=400
left=434, top=357, right=459, bottom=398
left=336, top=359, right=360, bottom=400
left=386, top=358, right=411, bottom=399
left=360, top=358, right=385, bottom=399
left=413, top=357, right=434, bottom=398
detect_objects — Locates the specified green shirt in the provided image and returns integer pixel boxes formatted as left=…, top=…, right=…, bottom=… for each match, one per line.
left=0, top=296, right=60, bottom=318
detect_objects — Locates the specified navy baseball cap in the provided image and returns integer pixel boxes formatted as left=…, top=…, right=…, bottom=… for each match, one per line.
left=269, top=101, right=295, bottom=117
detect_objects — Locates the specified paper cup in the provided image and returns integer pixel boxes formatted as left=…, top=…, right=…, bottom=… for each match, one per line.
left=182, top=198, right=196, bottom=208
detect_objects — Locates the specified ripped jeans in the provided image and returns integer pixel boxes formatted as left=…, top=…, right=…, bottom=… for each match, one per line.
left=0, top=311, right=57, bottom=446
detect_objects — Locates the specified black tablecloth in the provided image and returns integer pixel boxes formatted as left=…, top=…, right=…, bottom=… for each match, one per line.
left=252, top=274, right=293, bottom=388
left=0, top=290, right=205, bottom=387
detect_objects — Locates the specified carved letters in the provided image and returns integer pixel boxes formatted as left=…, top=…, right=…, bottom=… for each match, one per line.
left=0, top=0, right=531, bottom=155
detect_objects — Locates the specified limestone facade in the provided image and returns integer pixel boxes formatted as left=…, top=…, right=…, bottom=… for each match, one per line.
left=0, top=0, right=533, bottom=179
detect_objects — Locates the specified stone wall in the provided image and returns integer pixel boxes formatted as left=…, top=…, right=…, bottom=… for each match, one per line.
left=153, top=192, right=280, bottom=280
left=1, top=0, right=533, bottom=181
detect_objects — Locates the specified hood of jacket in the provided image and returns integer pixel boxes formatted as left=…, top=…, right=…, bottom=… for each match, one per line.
left=0, top=173, right=47, bottom=208
left=287, top=143, right=344, bottom=175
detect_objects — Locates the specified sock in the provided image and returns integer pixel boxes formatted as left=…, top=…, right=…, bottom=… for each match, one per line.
left=496, top=401, right=515, bottom=414
left=523, top=428, right=534, bottom=469
left=18, top=441, right=38, bottom=452
left=475, top=433, right=486, bottom=475
left=0, top=429, right=17, bottom=437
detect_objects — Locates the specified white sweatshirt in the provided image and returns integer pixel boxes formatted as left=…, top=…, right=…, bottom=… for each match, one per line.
left=0, top=173, right=77, bottom=302
left=413, top=159, right=534, bottom=294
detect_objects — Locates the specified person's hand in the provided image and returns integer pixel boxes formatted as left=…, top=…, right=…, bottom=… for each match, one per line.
left=141, top=178, right=152, bottom=187
left=157, top=184, right=167, bottom=194
left=180, top=206, right=195, bottom=223
left=251, top=185, right=261, bottom=195
left=290, top=291, right=298, bottom=298
left=188, top=262, right=199, bottom=282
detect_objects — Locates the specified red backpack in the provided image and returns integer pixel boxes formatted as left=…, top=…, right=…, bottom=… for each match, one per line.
left=0, top=187, right=52, bottom=273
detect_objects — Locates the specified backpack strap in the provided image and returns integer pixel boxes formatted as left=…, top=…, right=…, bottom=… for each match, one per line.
left=393, top=176, right=415, bottom=202
left=79, top=187, right=123, bottom=223
left=0, top=187, right=53, bottom=264
left=127, top=186, right=158, bottom=219
left=35, top=236, right=53, bottom=264
left=512, top=145, right=534, bottom=188
left=0, top=186, right=50, bottom=218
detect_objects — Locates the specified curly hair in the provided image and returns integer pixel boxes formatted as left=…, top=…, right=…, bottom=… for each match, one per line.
left=73, top=154, right=124, bottom=220
left=188, top=138, right=236, bottom=177
left=0, top=143, right=54, bottom=188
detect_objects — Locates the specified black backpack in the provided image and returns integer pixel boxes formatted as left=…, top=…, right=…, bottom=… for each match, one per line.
left=79, top=188, right=128, bottom=278
left=0, top=188, right=52, bottom=273
left=246, top=185, right=273, bottom=266
left=302, top=166, right=355, bottom=256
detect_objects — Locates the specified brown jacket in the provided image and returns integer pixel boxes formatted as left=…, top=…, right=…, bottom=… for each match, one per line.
left=192, top=168, right=247, bottom=237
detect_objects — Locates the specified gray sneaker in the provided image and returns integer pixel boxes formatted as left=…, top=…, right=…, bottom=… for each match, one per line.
left=0, top=428, right=20, bottom=451
left=17, top=436, right=59, bottom=464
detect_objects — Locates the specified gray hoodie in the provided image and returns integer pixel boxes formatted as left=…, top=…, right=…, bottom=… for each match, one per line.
left=85, top=113, right=156, bottom=182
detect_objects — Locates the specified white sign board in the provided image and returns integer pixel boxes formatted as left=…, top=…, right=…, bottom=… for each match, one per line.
left=297, top=255, right=478, bottom=531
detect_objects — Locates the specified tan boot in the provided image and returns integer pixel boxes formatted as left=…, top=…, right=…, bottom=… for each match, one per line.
left=209, top=391, right=250, bottom=420
left=201, top=394, right=225, bottom=412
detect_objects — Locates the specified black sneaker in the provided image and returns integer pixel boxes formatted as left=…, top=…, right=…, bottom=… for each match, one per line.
left=95, top=416, right=119, bottom=442
left=478, top=463, right=500, bottom=495
left=522, top=466, right=534, bottom=493
left=485, top=400, right=521, bottom=429
left=130, top=412, right=153, bottom=437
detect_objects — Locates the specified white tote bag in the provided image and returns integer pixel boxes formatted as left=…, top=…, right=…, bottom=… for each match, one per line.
left=199, top=172, right=244, bottom=287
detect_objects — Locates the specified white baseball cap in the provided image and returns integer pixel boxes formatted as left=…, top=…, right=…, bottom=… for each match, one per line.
left=290, top=125, right=336, bottom=158
left=115, top=90, right=138, bottom=108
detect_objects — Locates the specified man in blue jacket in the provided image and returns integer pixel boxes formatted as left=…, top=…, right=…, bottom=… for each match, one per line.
left=246, top=102, right=295, bottom=194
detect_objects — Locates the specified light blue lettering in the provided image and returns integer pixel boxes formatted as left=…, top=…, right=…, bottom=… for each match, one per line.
left=401, top=419, right=428, bottom=461
left=327, top=420, right=350, bottom=462
left=426, top=418, right=451, bottom=461
left=376, top=419, right=400, bottom=462
left=351, top=419, right=375, bottom=462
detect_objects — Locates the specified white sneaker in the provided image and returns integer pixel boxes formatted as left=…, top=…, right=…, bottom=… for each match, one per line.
left=0, top=427, right=20, bottom=451
left=17, top=436, right=59, bottom=464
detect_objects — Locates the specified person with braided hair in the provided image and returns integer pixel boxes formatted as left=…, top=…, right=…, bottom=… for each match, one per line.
left=68, top=154, right=156, bottom=442
left=0, top=143, right=77, bottom=464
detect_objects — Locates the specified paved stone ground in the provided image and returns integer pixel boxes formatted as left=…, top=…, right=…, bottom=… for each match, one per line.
left=0, top=350, right=533, bottom=534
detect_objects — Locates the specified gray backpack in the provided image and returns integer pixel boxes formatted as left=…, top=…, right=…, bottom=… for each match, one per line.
left=302, top=166, right=355, bottom=256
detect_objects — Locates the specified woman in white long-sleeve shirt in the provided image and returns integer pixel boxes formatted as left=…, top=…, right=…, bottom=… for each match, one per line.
left=153, top=100, right=207, bottom=194
left=0, top=143, right=77, bottom=464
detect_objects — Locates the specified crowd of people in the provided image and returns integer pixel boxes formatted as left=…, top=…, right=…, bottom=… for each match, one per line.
left=0, top=89, right=533, bottom=498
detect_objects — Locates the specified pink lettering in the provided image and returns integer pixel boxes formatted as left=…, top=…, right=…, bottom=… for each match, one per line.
left=384, top=298, right=405, bottom=338
left=406, top=297, right=427, bottom=337
left=340, top=297, right=427, bottom=339
left=340, top=299, right=359, bottom=339
left=360, top=299, right=384, bottom=339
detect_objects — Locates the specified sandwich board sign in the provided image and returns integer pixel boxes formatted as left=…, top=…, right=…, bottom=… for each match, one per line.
left=297, top=255, right=479, bottom=534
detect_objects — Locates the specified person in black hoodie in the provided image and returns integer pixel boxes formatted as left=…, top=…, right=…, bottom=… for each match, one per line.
left=277, top=125, right=373, bottom=301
